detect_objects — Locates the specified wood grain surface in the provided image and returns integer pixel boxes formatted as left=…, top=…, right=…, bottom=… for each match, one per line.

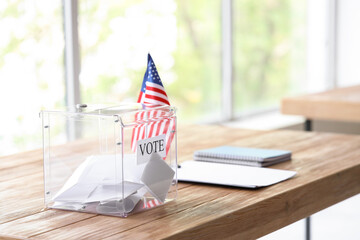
left=0, top=124, right=359, bottom=240
left=281, top=84, right=360, bottom=122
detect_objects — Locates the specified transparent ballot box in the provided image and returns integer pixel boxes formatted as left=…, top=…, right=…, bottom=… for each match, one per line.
left=40, top=103, right=177, bottom=217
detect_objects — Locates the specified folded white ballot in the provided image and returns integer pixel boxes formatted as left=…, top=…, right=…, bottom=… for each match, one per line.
left=53, top=154, right=145, bottom=203
left=53, top=153, right=175, bottom=206
left=86, top=181, right=144, bottom=203
left=141, top=153, right=175, bottom=202
left=96, top=193, right=143, bottom=214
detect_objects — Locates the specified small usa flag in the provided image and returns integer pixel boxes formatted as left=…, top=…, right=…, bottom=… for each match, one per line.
left=137, top=54, right=170, bottom=105
left=131, top=54, right=175, bottom=155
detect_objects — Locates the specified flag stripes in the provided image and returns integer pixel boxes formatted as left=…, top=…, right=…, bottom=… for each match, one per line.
left=131, top=109, right=175, bottom=154
left=143, top=198, right=162, bottom=209
left=131, top=53, right=175, bottom=156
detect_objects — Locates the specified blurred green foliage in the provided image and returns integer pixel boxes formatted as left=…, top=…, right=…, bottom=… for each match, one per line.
left=233, top=0, right=306, bottom=115
left=0, top=0, right=65, bottom=155
left=170, top=0, right=221, bottom=121
left=78, top=0, right=305, bottom=122
left=78, top=0, right=222, bottom=122
left=0, top=0, right=306, bottom=155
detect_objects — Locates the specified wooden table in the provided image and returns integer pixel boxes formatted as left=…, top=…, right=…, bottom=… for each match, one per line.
left=1, top=125, right=360, bottom=239
left=281, top=84, right=360, bottom=123
left=282, top=85, right=360, bottom=240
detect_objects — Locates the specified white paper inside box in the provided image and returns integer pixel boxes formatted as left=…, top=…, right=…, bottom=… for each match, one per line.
left=40, top=103, right=177, bottom=217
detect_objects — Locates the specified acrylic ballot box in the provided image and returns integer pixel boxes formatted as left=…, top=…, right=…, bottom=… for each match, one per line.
left=40, top=103, right=177, bottom=217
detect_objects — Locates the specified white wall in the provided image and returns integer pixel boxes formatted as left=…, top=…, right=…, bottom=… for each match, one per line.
left=307, top=0, right=360, bottom=92
left=307, top=0, right=329, bottom=92
left=337, top=0, right=360, bottom=87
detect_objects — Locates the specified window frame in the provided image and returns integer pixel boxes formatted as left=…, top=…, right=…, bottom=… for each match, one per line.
left=63, top=0, right=338, bottom=123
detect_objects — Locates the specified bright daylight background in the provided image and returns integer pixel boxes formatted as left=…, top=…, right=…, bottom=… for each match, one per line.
left=0, top=0, right=306, bottom=156
left=1, top=0, right=360, bottom=239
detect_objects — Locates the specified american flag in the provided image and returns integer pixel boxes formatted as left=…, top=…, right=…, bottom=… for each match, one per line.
left=131, top=54, right=175, bottom=155
left=137, top=54, right=170, bottom=105
left=143, top=198, right=162, bottom=209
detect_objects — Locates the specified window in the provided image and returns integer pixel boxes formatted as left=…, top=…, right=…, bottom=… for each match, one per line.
left=78, top=0, right=222, bottom=122
left=3, top=0, right=358, bottom=155
left=233, top=0, right=306, bottom=116
left=0, top=0, right=64, bottom=155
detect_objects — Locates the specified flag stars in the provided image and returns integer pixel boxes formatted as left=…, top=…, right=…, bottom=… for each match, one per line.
left=144, top=58, right=165, bottom=85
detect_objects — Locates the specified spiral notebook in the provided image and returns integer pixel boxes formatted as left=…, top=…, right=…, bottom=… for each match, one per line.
left=194, top=146, right=291, bottom=167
